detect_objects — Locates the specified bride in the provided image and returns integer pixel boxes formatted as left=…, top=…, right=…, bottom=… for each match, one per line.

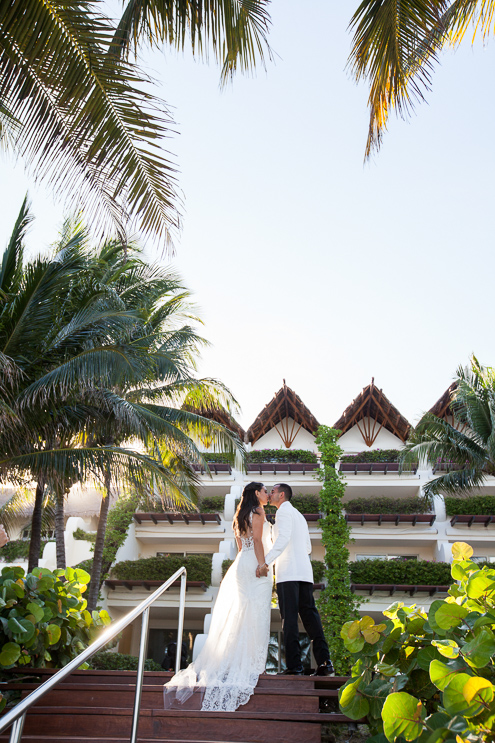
left=163, top=482, right=272, bottom=712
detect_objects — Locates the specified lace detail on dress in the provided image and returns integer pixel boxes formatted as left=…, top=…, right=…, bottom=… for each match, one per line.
left=240, top=535, right=254, bottom=551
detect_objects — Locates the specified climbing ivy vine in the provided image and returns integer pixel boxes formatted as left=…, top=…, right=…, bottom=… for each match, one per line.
left=315, top=425, right=360, bottom=674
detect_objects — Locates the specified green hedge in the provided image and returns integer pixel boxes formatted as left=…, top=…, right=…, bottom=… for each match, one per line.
left=73, top=528, right=96, bottom=542
left=247, top=449, right=317, bottom=463
left=349, top=559, right=451, bottom=585
left=203, top=453, right=233, bottom=464
left=344, top=496, right=430, bottom=515
left=445, top=495, right=495, bottom=516
left=0, top=539, right=53, bottom=562
left=112, top=555, right=212, bottom=584
left=199, top=496, right=225, bottom=513
left=340, top=449, right=401, bottom=463
left=221, top=558, right=325, bottom=582
left=90, top=651, right=162, bottom=671
left=290, top=495, right=321, bottom=514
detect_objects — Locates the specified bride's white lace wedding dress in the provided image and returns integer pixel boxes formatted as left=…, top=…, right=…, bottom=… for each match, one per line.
left=163, top=514, right=272, bottom=712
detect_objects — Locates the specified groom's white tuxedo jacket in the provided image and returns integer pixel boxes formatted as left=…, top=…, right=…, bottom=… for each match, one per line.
left=264, top=501, right=314, bottom=584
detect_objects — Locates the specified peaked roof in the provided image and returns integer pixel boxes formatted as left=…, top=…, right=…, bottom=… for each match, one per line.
left=429, top=382, right=458, bottom=420
left=333, top=379, right=411, bottom=444
left=246, top=381, right=319, bottom=446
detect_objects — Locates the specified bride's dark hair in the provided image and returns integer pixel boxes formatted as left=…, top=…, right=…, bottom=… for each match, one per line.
left=233, top=482, right=264, bottom=535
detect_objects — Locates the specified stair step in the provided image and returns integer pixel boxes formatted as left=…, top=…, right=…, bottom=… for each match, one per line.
left=13, top=688, right=318, bottom=713
left=6, top=707, right=328, bottom=743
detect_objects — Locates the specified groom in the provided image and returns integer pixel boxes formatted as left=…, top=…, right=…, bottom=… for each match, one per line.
left=258, top=483, right=333, bottom=676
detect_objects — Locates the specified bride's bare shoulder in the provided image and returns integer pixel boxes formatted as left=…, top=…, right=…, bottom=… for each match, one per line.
left=252, top=506, right=265, bottom=519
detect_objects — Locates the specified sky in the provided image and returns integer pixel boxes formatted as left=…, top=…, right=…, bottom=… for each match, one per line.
left=1, top=1, right=494, bottom=431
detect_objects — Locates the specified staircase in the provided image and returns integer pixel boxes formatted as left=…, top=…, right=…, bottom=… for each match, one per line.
left=0, top=669, right=357, bottom=743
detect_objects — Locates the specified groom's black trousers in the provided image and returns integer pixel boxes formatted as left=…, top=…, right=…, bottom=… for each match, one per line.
left=277, top=581, right=331, bottom=670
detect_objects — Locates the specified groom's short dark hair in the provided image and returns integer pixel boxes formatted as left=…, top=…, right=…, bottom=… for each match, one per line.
left=277, top=483, right=292, bottom=501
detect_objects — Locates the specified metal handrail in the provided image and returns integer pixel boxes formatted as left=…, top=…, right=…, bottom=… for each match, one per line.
left=0, top=567, right=187, bottom=743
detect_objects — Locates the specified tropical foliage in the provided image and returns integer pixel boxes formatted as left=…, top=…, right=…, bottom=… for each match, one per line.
left=344, top=495, right=430, bottom=514
left=112, top=554, right=213, bottom=584
left=400, top=356, right=495, bottom=499
left=341, top=449, right=402, bottom=463
left=345, top=496, right=430, bottom=515
left=445, top=495, right=495, bottom=516
left=348, top=0, right=494, bottom=158
left=247, top=449, right=318, bottom=463
left=339, top=542, right=495, bottom=743
left=0, top=0, right=272, bottom=244
left=89, top=651, right=161, bottom=671
left=0, top=565, right=110, bottom=674
left=350, top=559, right=452, bottom=585
left=315, top=426, right=360, bottom=674
left=0, top=203, right=244, bottom=609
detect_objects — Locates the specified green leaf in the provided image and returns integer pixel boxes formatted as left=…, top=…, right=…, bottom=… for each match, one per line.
left=466, top=570, right=495, bottom=600
left=427, top=600, right=448, bottom=636
left=429, top=660, right=459, bottom=690
left=8, top=617, right=35, bottom=641
left=434, top=603, right=468, bottom=630
left=0, top=642, right=21, bottom=666
left=462, top=676, right=494, bottom=705
left=74, top=569, right=90, bottom=585
left=26, top=602, right=44, bottom=623
left=417, top=646, right=443, bottom=671
left=364, top=678, right=391, bottom=718
left=382, top=692, right=424, bottom=742
left=46, top=624, right=61, bottom=645
left=376, top=662, right=400, bottom=677
left=452, top=542, right=474, bottom=561
left=443, top=673, right=484, bottom=717
left=431, top=639, right=460, bottom=658
left=462, top=628, right=495, bottom=668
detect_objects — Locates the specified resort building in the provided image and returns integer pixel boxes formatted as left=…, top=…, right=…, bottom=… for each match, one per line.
left=2, top=380, right=493, bottom=671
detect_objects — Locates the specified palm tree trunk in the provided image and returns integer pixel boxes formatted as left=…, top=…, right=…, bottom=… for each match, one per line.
left=87, top=469, right=111, bottom=612
left=28, top=478, right=45, bottom=573
left=55, top=486, right=66, bottom=569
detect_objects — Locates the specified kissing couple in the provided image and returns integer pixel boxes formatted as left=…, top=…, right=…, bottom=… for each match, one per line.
left=164, top=481, right=333, bottom=712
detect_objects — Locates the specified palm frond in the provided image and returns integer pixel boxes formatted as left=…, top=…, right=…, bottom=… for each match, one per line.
left=0, top=0, right=180, bottom=246
left=348, top=0, right=449, bottom=157
left=0, top=195, right=31, bottom=298
left=112, top=0, right=273, bottom=83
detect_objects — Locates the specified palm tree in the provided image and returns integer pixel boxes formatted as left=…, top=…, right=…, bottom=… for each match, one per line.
left=348, top=1, right=492, bottom=158
left=0, top=202, right=187, bottom=570
left=0, top=1, right=272, bottom=246
left=400, top=356, right=495, bottom=498
left=0, top=202, right=245, bottom=606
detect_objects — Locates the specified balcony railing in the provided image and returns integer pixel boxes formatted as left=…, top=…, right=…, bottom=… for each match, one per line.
left=350, top=583, right=449, bottom=597
left=345, top=513, right=436, bottom=527
left=133, top=512, right=222, bottom=525
left=192, top=463, right=232, bottom=475
left=339, top=462, right=418, bottom=475
left=247, top=462, right=319, bottom=475
left=450, top=514, right=495, bottom=527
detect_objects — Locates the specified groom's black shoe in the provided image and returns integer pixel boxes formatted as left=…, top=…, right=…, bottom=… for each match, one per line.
left=278, top=666, right=304, bottom=675
left=311, top=660, right=334, bottom=677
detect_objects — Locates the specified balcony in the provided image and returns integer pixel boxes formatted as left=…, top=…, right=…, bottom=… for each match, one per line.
left=133, top=513, right=222, bottom=525
left=350, top=583, right=449, bottom=597
left=339, top=462, right=418, bottom=475
left=345, top=513, right=436, bottom=527
left=247, top=462, right=319, bottom=475
left=450, top=514, right=495, bottom=527
left=192, top=463, right=232, bottom=475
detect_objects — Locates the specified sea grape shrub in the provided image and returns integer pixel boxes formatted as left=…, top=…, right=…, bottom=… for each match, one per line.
left=0, top=565, right=110, bottom=678
left=338, top=542, right=495, bottom=743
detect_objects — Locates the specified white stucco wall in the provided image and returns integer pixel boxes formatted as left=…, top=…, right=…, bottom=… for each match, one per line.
left=338, top=421, right=404, bottom=453
left=251, top=419, right=316, bottom=451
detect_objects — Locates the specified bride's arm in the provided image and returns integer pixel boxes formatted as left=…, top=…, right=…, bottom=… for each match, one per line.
left=251, top=508, right=266, bottom=573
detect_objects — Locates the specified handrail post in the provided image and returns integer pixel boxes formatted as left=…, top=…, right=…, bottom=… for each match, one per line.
left=8, top=713, right=25, bottom=743
left=130, top=606, right=150, bottom=743
left=175, top=571, right=187, bottom=675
